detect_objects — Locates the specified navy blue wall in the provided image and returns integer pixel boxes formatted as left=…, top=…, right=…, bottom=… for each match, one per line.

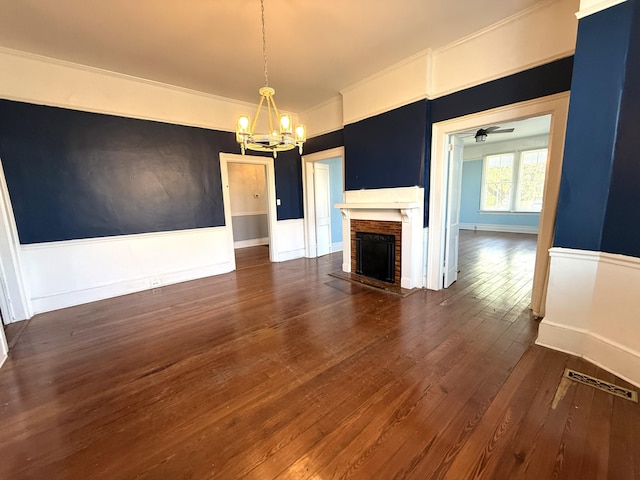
left=0, top=100, right=233, bottom=244
left=304, top=130, right=344, bottom=155
left=272, top=149, right=303, bottom=220
left=305, top=57, right=573, bottom=228
left=601, top=0, right=640, bottom=257
left=343, top=100, right=427, bottom=191
left=431, top=56, right=574, bottom=123
left=554, top=2, right=634, bottom=252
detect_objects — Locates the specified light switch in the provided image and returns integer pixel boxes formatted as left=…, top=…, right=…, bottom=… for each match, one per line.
left=276, top=198, right=281, bottom=206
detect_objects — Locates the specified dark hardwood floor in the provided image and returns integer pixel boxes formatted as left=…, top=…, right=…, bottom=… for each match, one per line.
left=0, top=231, right=638, bottom=479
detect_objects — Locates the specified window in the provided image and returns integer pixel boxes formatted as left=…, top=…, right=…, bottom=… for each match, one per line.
left=481, top=148, right=547, bottom=213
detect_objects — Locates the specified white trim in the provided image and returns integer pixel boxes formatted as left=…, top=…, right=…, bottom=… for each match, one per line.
left=433, top=0, right=556, bottom=56
left=537, top=323, right=640, bottom=389
left=576, top=0, right=627, bottom=18
left=341, top=96, right=429, bottom=127
left=331, top=241, right=343, bottom=253
left=550, top=247, right=640, bottom=269
left=301, top=147, right=345, bottom=258
left=340, top=49, right=432, bottom=97
left=272, top=219, right=305, bottom=263
left=459, top=223, right=538, bottom=234
left=0, top=46, right=256, bottom=131
left=0, top=157, right=32, bottom=322
left=21, top=226, right=234, bottom=314
left=220, top=153, right=278, bottom=264
left=0, top=321, right=7, bottom=363
left=427, top=92, right=570, bottom=319
left=21, top=226, right=219, bottom=250
left=339, top=187, right=425, bottom=289
left=234, top=237, right=269, bottom=249
left=30, top=259, right=233, bottom=314
left=538, top=247, right=640, bottom=388
left=231, top=211, right=268, bottom=217
left=276, top=248, right=306, bottom=262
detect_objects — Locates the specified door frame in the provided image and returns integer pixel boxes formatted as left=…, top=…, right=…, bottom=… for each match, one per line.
left=219, top=153, right=279, bottom=264
left=301, top=147, right=345, bottom=258
left=426, top=92, right=570, bottom=316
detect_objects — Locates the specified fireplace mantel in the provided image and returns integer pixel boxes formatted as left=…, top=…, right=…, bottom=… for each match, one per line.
left=335, top=202, right=420, bottom=223
left=336, top=187, right=425, bottom=289
left=335, top=202, right=420, bottom=210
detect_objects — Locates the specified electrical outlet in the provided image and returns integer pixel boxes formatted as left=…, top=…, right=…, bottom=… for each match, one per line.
left=150, top=279, right=161, bottom=288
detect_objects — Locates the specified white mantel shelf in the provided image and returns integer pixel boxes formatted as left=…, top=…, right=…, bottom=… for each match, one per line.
left=335, top=202, right=421, bottom=210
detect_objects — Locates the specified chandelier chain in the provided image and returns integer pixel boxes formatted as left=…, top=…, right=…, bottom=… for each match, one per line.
left=261, top=0, right=268, bottom=87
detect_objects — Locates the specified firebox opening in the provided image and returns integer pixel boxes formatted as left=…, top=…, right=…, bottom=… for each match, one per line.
left=355, top=232, right=396, bottom=283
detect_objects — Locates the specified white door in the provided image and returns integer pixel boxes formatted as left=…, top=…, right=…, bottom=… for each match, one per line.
left=444, top=136, right=464, bottom=287
left=314, top=163, right=332, bottom=257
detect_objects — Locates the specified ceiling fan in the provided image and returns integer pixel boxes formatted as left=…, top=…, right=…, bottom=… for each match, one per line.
left=461, top=125, right=515, bottom=143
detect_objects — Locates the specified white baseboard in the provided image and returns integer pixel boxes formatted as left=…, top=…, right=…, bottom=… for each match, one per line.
left=538, top=247, right=640, bottom=388
left=331, top=241, right=343, bottom=252
left=460, top=223, right=538, bottom=234
left=275, top=248, right=305, bottom=262
left=0, top=354, right=6, bottom=369
left=234, top=237, right=269, bottom=249
left=537, top=321, right=640, bottom=388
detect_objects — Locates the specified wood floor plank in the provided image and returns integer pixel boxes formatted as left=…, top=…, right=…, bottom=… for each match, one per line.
left=0, top=231, right=638, bottom=479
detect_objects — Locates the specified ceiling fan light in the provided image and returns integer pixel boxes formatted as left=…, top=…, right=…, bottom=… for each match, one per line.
left=475, top=134, right=487, bottom=143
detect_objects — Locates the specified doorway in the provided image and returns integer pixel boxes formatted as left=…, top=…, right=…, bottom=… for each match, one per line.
left=427, top=93, right=570, bottom=316
left=219, top=153, right=279, bottom=265
left=301, top=147, right=345, bottom=258
left=444, top=115, right=552, bottom=287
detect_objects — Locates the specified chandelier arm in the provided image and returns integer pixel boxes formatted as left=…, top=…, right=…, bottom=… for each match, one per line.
left=266, top=95, right=275, bottom=134
left=270, top=96, right=282, bottom=120
left=250, top=94, right=266, bottom=134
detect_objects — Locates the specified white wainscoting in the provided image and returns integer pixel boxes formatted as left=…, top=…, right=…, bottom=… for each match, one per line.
left=537, top=247, right=640, bottom=387
left=273, top=219, right=305, bottom=262
left=21, top=227, right=235, bottom=314
left=460, top=223, right=539, bottom=235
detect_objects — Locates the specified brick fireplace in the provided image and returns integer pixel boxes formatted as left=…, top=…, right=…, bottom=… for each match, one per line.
left=336, top=186, right=425, bottom=290
left=350, top=219, right=401, bottom=286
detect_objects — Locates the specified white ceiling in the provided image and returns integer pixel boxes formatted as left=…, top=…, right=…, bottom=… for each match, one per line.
left=0, top=0, right=546, bottom=113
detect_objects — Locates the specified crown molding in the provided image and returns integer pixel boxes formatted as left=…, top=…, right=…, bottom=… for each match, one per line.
left=0, top=46, right=257, bottom=110
left=576, top=0, right=627, bottom=18
left=339, top=49, right=432, bottom=96
left=429, top=51, right=575, bottom=100
left=433, top=0, right=556, bottom=56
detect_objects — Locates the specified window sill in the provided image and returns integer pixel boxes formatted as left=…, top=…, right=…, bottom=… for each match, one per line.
left=479, top=210, right=540, bottom=215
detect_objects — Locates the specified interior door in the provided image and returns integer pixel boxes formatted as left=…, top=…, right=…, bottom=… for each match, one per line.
left=444, top=136, right=464, bottom=287
left=314, top=163, right=332, bottom=257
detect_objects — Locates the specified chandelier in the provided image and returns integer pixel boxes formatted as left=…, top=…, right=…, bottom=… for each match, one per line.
left=236, top=0, right=306, bottom=158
